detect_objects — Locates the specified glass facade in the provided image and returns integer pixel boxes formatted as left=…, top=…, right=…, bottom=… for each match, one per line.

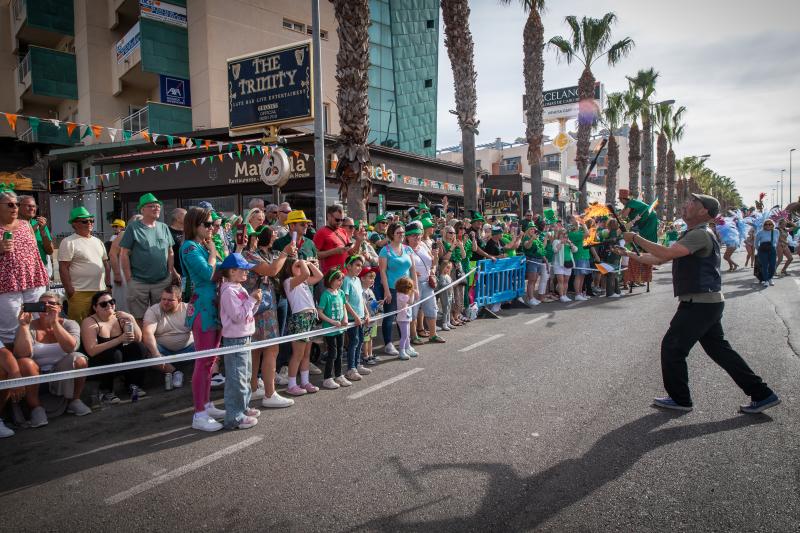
left=367, top=0, right=438, bottom=157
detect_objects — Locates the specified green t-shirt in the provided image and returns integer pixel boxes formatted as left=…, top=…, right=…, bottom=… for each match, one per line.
left=560, top=240, right=574, bottom=262
left=32, top=220, right=51, bottom=265
left=666, top=230, right=679, bottom=241
left=119, top=220, right=174, bottom=283
left=543, top=233, right=554, bottom=262
left=568, top=229, right=590, bottom=261
left=521, top=235, right=544, bottom=259
left=318, top=288, right=346, bottom=336
left=501, top=234, right=517, bottom=257
left=626, top=199, right=659, bottom=242
left=273, top=234, right=317, bottom=260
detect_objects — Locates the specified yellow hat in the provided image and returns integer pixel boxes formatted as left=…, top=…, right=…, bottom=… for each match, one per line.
left=111, top=219, right=126, bottom=228
left=286, top=210, right=312, bottom=225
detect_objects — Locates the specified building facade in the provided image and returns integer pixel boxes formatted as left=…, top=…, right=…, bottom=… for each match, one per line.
left=0, top=0, right=441, bottom=240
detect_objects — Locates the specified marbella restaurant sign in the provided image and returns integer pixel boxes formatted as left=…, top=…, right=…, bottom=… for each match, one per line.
left=227, top=41, right=313, bottom=132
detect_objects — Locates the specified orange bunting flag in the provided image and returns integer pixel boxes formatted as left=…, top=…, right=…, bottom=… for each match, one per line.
left=293, top=151, right=299, bottom=158
left=191, top=159, right=197, bottom=165
left=141, top=131, right=151, bottom=143
left=4, top=113, right=18, bottom=130
left=91, top=125, right=103, bottom=138
left=66, top=122, right=77, bottom=136
left=218, top=154, right=223, bottom=162
left=179, top=137, right=187, bottom=146
left=236, top=143, right=243, bottom=152
left=204, top=140, right=211, bottom=150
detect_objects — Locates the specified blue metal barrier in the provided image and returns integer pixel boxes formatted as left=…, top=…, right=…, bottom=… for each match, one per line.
left=474, top=256, right=526, bottom=308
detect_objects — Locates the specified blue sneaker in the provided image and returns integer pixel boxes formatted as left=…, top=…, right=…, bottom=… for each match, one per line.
left=740, top=393, right=780, bottom=414
left=652, top=396, right=693, bottom=412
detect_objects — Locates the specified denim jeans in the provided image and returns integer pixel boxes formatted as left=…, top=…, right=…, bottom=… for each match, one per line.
left=758, top=246, right=776, bottom=281
left=346, top=324, right=365, bottom=370
left=382, top=289, right=398, bottom=345
left=222, top=336, right=252, bottom=428
left=158, top=343, right=195, bottom=356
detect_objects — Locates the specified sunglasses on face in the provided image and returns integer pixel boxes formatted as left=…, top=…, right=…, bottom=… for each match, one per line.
left=97, top=299, right=116, bottom=308
left=343, top=225, right=354, bottom=229
left=201, top=221, right=214, bottom=228
left=279, top=210, right=291, bottom=214
left=77, top=219, right=95, bottom=224
left=5, top=202, right=19, bottom=208
left=333, top=217, right=343, bottom=223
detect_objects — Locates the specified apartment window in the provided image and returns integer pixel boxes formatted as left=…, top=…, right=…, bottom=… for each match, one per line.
left=423, top=139, right=432, bottom=148
left=306, top=26, right=329, bottom=40
left=426, top=19, right=435, bottom=29
left=424, top=79, right=433, bottom=88
left=283, top=19, right=305, bottom=33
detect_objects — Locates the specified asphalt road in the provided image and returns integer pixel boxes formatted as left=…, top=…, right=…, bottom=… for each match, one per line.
left=2, top=254, right=798, bottom=532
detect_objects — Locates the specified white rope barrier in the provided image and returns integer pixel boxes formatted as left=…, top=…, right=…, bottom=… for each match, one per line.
left=0, top=267, right=478, bottom=390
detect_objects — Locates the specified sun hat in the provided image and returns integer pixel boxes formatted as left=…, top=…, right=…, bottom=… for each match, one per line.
left=137, top=192, right=162, bottom=210
left=218, top=253, right=255, bottom=271
left=111, top=218, right=126, bottom=228
left=286, top=210, right=312, bottom=225
left=405, top=221, right=423, bottom=235
left=68, top=206, right=93, bottom=223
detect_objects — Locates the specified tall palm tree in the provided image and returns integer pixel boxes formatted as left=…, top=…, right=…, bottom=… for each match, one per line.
left=654, top=101, right=671, bottom=218
left=442, top=0, right=480, bottom=213
left=601, top=91, right=625, bottom=205
left=664, top=106, right=686, bottom=219
left=627, top=68, right=659, bottom=203
left=624, top=86, right=642, bottom=198
left=333, top=0, right=371, bottom=220
left=549, top=13, right=634, bottom=211
left=500, top=0, right=546, bottom=215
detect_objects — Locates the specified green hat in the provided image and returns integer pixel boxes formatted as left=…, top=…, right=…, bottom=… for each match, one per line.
left=470, top=212, right=485, bottom=223
left=68, top=206, right=93, bottom=223
left=137, top=192, right=162, bottom=210
left=418, top=202, right=429, bottom=211
left=247, top=225, right=267, bottom=237
left=374, top=214, right=388, bottom=224
left=543, top=208, right=558, bottom=225
left=405, top=221, right=423, bottom=236
left=210, top=211, right=221, bottom=221
left=491, top=226, right=503, bottom=235
left=420, top=217, right=434, bottom=229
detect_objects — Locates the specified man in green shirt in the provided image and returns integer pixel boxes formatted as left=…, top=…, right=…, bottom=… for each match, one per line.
left=567, top=217, right=592, bottom=300
left=18, top=195, right=53, bottom=274
left=619, top=189, right=659, bottom=243
left=272, top=210, right=318, bottom=261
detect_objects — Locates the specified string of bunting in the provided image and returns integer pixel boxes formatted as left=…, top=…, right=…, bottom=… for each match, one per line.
left=481, top=187, right=523, bottom=197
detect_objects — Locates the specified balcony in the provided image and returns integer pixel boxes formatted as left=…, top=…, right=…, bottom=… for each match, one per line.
left=111, top=18, right=189, bottom=95
left=498, top=163, right=521, bottom=175
left=116, top=102, right=191, bottom=137
left=10, top=0, right=74, bottom=53
left=18, top=121, right=80, bottom=146
left=14, top=46, right=78, bottom=111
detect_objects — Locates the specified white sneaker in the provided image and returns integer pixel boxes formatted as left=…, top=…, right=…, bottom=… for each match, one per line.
left=334, top=375, right=352, bottom=387
left=172, top=370, right=184, bottom=388
left=322, top=377, right=340, bottom=390
left=383, top=343, right=399, bottom=355
left=356, top=364, right=372, bottom=375
left=574, top=294, right=588, bottom=301
left=30, top=406, right=48, bottom=428
left=768, top=279, right=775, bottom=286
left=406, top=346, right=419, bottom=357
left=441, top=325, right=451, bottom=331
left=762, top=281, right=769, bottom=287
left=261, top=392, right=294, bottom=408
left=250, top=386, right=266, bottom=401
left=0, top=420, right=14, bottom=438
left=210, top=373, right=225, bottom=389
left=67, top=399, right=92, bottom=417
left=559, top=296, right=572, bottom=303
left=609, top=293, right=622, bottom=298
left=308, top=362, right=323, bottom=375
left=527, top=298, right=541, bottom=306
left=204, top=402, right=226, bottom=419
left=192, top=412, right=222, bottom=432
left=275, top=367, right=289, bottom=386
left=398, top=350, right=410, bottom=360
left=345, top=369, right=362, bottom=381
left=490, top=303, right=502, bottom=313
left=257, top=377, right=264, bottom=389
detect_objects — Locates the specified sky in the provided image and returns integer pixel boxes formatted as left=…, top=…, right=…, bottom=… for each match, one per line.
left=435, top=0, right=800, bottom=207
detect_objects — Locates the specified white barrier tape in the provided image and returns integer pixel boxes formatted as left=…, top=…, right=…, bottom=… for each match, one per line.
left=524, top=259, right=629, bottom=274
left=0, top=267, right=478, bottom=390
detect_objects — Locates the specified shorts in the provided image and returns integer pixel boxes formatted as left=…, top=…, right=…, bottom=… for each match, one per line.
left=363, top=323, right=378, bottom=340
left=573, top=259, right=592, bottom=276
left=525, top=259, right=545, bottom=275
left=127, top=277, right=172, bottom=320
left=252, top=309, right=280, bottom=342
left=38, top=352, right=88, bottom=399
left=287, top=311, right=317, bottom=343
left=414, top=281, right=438, bottom=319
left=553, top=266, right=572, bottom=276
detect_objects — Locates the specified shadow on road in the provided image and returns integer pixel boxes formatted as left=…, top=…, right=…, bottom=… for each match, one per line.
left=352, top=411, right=772, bottom=532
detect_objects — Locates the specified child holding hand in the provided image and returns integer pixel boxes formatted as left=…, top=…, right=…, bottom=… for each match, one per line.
left=360, top=269, right=382, bottom=365
left=394, top=276, right=416, bottom=360
left=218, top=253, right=262, bottom=430
left=317, top=268, right=349, bottom=390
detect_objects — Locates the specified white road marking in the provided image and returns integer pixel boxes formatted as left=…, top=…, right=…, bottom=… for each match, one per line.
left=105, top=436, right=263, bottom=505
left=160, top=406, right=194, bottom=418
left=150, top=433, right=197, bottom=446
left=458, top=334, right=505, bottom=353
left=794, top=279, right=800, bottom=287
left=566, top=302, right=580, bottom=308
left=54, top=427, right=189, bottom=462
left=347, top=367, right=424, bottom=400
left=525, top=316, right=546, bottom=326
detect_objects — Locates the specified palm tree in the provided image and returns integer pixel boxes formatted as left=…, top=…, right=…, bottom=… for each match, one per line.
left=664, top=106, right=686, bottom=219
left=549, top=13, right=634, bottom=211
left=624, top=86, right=642, bottom=198
left=654, top=101, right=671, bottom=218
left=601, top=91, right=625, bottom=205
left=332, top=0, right=371, bottom=220
left=627, top=68, right=659, bottom=203
left=500, top=0, right=546, bottom=215
left=442, top=0, right=480, bottom=213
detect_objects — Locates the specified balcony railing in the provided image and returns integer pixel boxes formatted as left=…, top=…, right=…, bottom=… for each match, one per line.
left=498, top=163, right=520, bottom=175
left=120, top=106, right=148, bottom=135
left=18, top=127, right=33, bottom=143
left=541, top=161, right=561, bottom=173
left=17, top=51, right=31, bottom=84
left=12, top=0, right=25, bottom=21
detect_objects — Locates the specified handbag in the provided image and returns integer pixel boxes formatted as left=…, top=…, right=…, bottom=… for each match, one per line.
left=564, top=260, right=574, bottom=269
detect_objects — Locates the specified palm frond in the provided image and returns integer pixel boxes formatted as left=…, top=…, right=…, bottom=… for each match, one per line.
left=565, top=15, right=581, bottom=51
left=606, top=37, right=635, bottom=66
left=547, top=36, right=576, bottom=64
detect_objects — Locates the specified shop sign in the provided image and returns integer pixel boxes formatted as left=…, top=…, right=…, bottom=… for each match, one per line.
left=542, top=185, right=555, bottom=199
left=227, top=41, right=313, bottom=131
left=140, top=0, right=187, bottom=28
left=484, top=189, right=521, bottom=215
left=116, top=22, right=141, bottom=63
left=159, top=75, right=191, bottom=107
left=232, top=152, right=311, bottom=185
left=399, top=175, right=462, bottom=193
left=367, top=163, right=395, bottom=183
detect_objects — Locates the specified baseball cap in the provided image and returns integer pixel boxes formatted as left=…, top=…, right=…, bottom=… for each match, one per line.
left=690, top=193, right=720, bottom=217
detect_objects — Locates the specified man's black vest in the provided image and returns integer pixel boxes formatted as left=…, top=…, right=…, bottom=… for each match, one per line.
left=672, top=227, right=721, bottom=297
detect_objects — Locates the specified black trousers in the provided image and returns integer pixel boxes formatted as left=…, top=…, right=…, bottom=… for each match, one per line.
left=661, top=301, right=773, bottom=406
left=89, top=341, right=148, bottom=391
left=324, top=334, right=344, bottom=379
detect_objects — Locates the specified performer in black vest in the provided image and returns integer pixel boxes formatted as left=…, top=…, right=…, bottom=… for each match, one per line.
left=616, top=193, right=780, bottom=414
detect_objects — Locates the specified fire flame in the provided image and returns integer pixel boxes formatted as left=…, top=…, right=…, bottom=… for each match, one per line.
left=583, top=226, right=601, bottom=247
left=582, top=202, right=612, bottom=219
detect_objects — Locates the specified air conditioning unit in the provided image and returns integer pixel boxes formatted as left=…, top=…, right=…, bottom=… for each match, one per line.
left=63, top=162, right=79, bottom=190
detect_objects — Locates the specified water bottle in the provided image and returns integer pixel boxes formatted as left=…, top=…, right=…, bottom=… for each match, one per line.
left=122, top=320, right=134, bottom=346
left=130, top=385, right=139, bottom=403
left=164, top=372, right=173, bottom=391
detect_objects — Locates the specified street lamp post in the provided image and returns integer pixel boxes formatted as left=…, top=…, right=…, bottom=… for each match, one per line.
left=791, top=149, right=796, bottom=203
left=780, top=170, right=785, bottom=206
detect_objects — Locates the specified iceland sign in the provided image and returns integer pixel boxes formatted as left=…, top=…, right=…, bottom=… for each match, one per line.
left=227, top=41, right=313, bottom=132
